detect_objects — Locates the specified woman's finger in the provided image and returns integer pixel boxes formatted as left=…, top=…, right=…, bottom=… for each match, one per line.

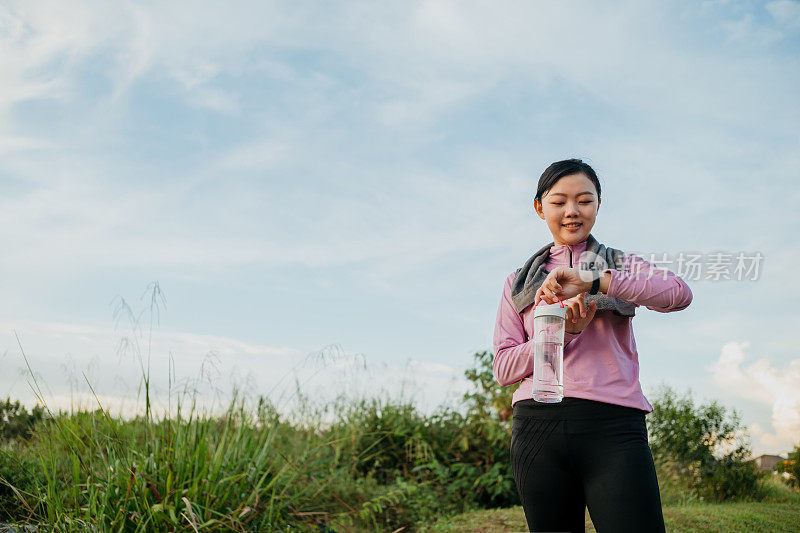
left=546, top=286, right=559, bottom=303
left=535, top=287, right=548, bottom=305
left=544, top=272, right=562, bottom=291
left=535, top=288, right=545, bottom=306
left=577, top=292, right=587, bottom=318
left=567, top=305, right=577, bottom=323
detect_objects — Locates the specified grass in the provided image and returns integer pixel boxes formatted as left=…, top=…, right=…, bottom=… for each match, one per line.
left=426, top=476, right=800, bottom=532
left=0, top=392, right=514, bottom=531
left=4, top=401, right=797, bottom=531
left=1, top=399, right=319, bottom=530
left=426, top=502, right=800, bottom=533
left=2, top=288, right=797, bottom=531
left=2, top=310, right=518, bottom=531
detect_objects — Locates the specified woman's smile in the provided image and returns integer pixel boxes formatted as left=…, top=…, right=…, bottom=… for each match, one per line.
left=533, top=172, right=600, bottom=245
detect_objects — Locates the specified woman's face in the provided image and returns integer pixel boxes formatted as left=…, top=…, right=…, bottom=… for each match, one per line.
left=533, top=173, right=600, bottom=246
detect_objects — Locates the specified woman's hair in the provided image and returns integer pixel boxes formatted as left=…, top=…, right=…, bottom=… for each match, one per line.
left=535, top=159, right=601, bottom=202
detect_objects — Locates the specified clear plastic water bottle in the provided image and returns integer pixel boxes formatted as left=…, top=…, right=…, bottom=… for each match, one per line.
left=532, top=301, right=566, bottom=403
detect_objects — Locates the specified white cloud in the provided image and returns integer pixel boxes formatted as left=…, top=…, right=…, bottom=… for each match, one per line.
left=708, top=341, right=800, bottom=455
left=767, top=0, right=800, bottom=27
left=2, top=319, right=470, bottom=418
left=0, top=135, right=53, bottom=153
left=0, top=1, right=798, bottom=444
left=0, top=1, right=128, bottom=115
left=4, top=1, right=796, bottom=132
left=217, top=139, right=290, bottom=170
left=0, top=0, right=796, bottom=277
left=718, top=12, right=786, bottom=45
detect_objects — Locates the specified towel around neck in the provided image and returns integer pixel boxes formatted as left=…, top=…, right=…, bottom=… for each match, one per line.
left=510, top=233, right=636, bottom=317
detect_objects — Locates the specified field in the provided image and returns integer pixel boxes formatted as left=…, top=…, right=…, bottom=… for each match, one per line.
left=428, top=500, right=800, bottom=532
left=428, top=472, right=800, bottom=532
left=1, top=346, right=798, bottom=531
left=1, top=397, right=798, bottom=531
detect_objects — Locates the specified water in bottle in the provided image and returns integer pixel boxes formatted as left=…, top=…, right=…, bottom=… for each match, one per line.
left=532, top=303, right=566, bottom=403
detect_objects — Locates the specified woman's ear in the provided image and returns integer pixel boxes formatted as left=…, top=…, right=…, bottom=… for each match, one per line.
left=533, top=199, right=545, bottom=219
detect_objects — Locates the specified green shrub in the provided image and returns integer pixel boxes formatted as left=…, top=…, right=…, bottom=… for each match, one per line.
left=3, top=347, right=783, bottom=530
left=0, top=450, right=44, bottom=520
left=776, top=444, right=800, bottom=490
left=647, top=385, right=763, bottom=502
left=0, top=398, right=44, bottom=442
left=756, top=471, right=800, bottom=503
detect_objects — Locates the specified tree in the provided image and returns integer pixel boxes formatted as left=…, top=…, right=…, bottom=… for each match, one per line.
left=0, top=398, right=44, bottom=442
left=647, top=385, right=761, bottom=501
left=776, top=445, right=800, bottom=490
left=457, top=351, right=518, bottom=506
left=462, top=350, right=517, bottom=420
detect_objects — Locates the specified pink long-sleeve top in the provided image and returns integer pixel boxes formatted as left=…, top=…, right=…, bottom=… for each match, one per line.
left=493, top=238, right=693, bottom=413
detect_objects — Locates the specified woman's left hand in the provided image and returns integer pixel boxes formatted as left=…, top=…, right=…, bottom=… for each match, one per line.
left=534, top=267, right=592, bottom=305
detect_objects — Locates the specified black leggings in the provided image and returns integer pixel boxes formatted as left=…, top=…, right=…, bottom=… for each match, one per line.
left=510, top=397, right=666, bottom=533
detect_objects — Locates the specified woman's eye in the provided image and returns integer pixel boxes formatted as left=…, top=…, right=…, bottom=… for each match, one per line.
left=551, top=202, right=564, bottom=205
left=580, top=201, right=591, bottom=204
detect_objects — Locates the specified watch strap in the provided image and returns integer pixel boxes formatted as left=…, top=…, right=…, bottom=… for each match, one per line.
left=588, top=270, right=601, bottom=295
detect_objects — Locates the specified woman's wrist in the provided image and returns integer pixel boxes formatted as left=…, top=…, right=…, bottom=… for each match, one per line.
left=581, top=270, right=612, bottom=294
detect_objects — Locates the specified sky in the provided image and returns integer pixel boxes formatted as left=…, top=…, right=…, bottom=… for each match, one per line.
left=1, top=0, right=799, bottom=457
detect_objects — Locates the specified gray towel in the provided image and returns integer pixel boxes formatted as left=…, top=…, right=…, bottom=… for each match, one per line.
left=510, top=233, right=636, bottom=317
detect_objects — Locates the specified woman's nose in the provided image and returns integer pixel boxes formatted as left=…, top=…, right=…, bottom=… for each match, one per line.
left=565, top=202, right=580, bottom=215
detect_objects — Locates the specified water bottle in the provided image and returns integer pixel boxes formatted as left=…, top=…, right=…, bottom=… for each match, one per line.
left=532, top=300, right=566, bottom=403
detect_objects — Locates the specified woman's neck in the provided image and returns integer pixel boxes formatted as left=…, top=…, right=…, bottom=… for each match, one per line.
left=552, top=237, right=589, bottom=246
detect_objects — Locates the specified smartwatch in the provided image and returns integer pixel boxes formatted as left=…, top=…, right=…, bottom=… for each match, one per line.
left=588, top=270, right=601, bottom=295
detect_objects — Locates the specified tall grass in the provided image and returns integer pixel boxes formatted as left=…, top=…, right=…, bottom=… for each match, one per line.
left=2, top=368, right=795, bottom=531
left=13, top=328, right=322, bottom=529
left=3, top=283, right=379, bottom=530
left=1, top=390, right=515, bottom=530
left=1, top=285, right=794, bottom=531
left=5, top=309, right=511, bottom=531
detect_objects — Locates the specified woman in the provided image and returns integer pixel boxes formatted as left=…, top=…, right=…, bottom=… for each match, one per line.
left=492, top=159, right=692, bottom=532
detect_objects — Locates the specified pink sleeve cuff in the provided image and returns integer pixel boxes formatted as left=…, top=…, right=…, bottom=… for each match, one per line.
left=564, top=330, right=580, bottom=345
left=603, top=268, right=619, bottom=299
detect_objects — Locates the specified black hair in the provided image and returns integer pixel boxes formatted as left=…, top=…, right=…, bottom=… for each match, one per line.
left=534, top=158, right=601, bottom=202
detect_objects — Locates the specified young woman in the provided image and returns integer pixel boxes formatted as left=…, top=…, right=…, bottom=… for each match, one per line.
left=492, top=159, right=692, bottom=533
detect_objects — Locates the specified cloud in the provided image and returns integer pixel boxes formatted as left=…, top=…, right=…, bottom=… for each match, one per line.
left=217, top=139, right=291, bottom=170
left=0, top=135, right=53, bottom=154
left=0, top=1, right=135, bottom=117
left=0, top=1, right=798, bottom=449
left=767, top=0, right=800, bottom=27
left=707, top=341, right=800, bottom=455
left=0, top=1, right=797, bottom=276
left=4, top=1, right=797, bottom=130
left=2, top=319, right=469, bottom=418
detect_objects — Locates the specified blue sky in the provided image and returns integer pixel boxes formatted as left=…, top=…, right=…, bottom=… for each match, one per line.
left=1, top=0, right=799, bottom=456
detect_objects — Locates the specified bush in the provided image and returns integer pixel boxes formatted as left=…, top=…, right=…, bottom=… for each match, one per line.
left=776, top=444, right=800, bottom=490
left=0, top=449, right=44, bottom=520
left=0, top=398, right=44, bottom=442
left=0, top=348, right=520, bottom=531
left=0, top=399, right=47, bottom=520
left=2, top=354, right=782, bottom=530
left=647, top=385, right=763, bottom=502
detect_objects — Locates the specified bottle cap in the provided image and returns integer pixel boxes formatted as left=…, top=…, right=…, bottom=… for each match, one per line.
left=533, top=300, right=567, bottom=319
